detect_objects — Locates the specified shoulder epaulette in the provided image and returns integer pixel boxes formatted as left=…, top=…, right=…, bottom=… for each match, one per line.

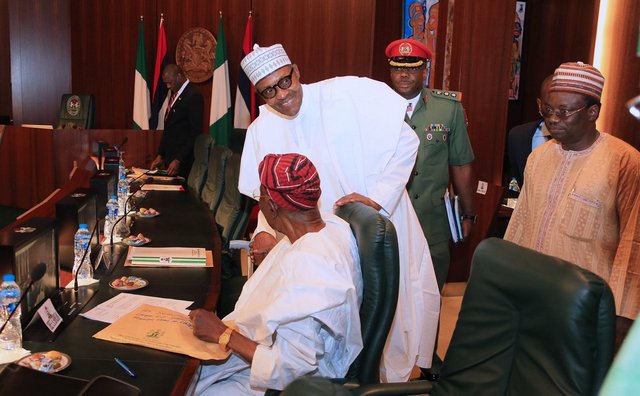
left=429, top=89, right=462, bottom=101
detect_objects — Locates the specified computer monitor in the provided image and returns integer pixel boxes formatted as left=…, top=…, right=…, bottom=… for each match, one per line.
left=55, top=189, right=98, bottom=271
left=0, top=217, right=59, bottom=326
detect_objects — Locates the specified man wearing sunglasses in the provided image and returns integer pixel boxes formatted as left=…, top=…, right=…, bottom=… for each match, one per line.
left=505, top=62, right=640, bottom=342
left=238, top=43, right=441, bottom=383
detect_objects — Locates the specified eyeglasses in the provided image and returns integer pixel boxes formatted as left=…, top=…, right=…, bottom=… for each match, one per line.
left=538, top=105, right=587, bottom=120
left=259, top=67, right=294, bottom=99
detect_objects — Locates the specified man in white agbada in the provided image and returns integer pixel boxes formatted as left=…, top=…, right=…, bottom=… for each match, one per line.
left=189, top=153, right=363, bottom=394
left=238, top=43, right=440, bottom=382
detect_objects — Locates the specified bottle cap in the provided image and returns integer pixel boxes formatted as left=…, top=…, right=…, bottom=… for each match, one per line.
left=79, top=223, right=88, bottom=228
left=2, top=274, right=15, bottom=282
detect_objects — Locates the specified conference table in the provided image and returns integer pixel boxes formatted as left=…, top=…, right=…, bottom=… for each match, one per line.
left=21, top=183, right=222, bottom=395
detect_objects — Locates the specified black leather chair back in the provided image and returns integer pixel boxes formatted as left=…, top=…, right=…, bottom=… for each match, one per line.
left=57, top=94, right=95, bottom=129
left=335, top=202, right=400, bottom=385
left=202, top=145, right=233, bottom=214
left=433, top=238, right=616, bottom=396
left=187, top=134, right=214, bottom=198
left=215, top=153, right=254, bottom=244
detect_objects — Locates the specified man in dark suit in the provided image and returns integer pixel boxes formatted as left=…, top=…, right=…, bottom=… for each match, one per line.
left=151, top=64, right=203, bottom=177
left=507, top=75, right=552, bottom=188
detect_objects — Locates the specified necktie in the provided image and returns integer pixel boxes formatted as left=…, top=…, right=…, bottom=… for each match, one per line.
left=165, top=92, right=176, bottom=121
left=406, top=103, right=413, bottom=113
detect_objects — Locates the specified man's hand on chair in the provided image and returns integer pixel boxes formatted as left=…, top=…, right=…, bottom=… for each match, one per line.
left=249, top=232, right=276, bottom=266
left=334, top=192, right=381, bottom=211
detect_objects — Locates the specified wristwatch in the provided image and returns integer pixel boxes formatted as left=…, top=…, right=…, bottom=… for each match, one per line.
left=218, top=327, right=234, bottom=351
left=461, top=214, right=478, bottom=223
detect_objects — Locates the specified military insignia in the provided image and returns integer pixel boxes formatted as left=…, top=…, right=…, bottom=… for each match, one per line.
left=426, top=133, right=433, bottom=141
left=399, top=42, right=412, bottom=55
left=427, top=123, right=451, bottom=132
left=442, top=134, right=447, bottom=141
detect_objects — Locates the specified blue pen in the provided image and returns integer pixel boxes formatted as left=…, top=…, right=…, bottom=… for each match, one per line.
left=114, top=357, right=137, bottom=378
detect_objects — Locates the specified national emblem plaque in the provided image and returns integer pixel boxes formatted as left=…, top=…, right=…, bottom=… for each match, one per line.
left=176, top=27, right=217, bottom=83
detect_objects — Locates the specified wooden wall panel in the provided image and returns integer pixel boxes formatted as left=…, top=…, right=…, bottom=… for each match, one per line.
left=53, top=129, right=162, bottom=186
left=8, top=0, right=71, bottom=126
left=447, top=0, right=515, bottom=281
left=0, top=0, right=11, bottom=120
left=506, top=0, right=600, bottom=133
left=70, top=0, right=379, bottom=130
left=0, top=126, right=56, bottom=208
left=0, top=126, right=161, bottom=209
left=371, top=0, right=403, bottom=83
left=70, top=0, right=154, bottom=130
left=597, top=0, right=640, bottom=149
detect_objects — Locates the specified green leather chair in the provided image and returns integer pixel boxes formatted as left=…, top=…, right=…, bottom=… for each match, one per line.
left=215, top=153, right=254, bottom=245
left=201, top=145, right=233, bottom=214
left=269, top=202, right=400, bottom=395
left=187, top=134, right=214, bottom=198
left=283, top=237, right=616, bottom=396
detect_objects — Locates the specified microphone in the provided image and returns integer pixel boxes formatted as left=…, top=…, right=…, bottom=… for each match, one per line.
left=73, top=221, right=99, bottom=293
left=115, top=136, right=128, bottom=152
left=0, top=263, right=47, bottom=335
left=109, top=175, right=149, bottom=247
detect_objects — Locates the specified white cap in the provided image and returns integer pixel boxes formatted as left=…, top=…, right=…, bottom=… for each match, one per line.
left=241, top=44, right=292, bottom=86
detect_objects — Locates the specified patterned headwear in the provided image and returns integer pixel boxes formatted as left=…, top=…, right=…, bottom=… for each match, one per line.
left=258, top=153, right=321, bottom=212
left=241, top=44, right=292, bottom=85
left=550, top=61, right=605, bottom=101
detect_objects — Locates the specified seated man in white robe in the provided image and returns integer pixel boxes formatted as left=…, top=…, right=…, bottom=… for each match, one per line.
left=189, top=153, right=363, bottom=395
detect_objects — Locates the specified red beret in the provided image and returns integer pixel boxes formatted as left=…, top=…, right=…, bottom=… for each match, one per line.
left=385, top=39, right=432, bottom=61
left=258, top=153, right=321, bottom=212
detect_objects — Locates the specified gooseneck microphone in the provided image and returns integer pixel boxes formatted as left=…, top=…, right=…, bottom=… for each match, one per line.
left=73, top=221, right=99, bottom=293
left=109, top=171, right=150, bottom=247
left=115, top=136, right=128, bottom=152
left=0, top=262, right=47, bottom=334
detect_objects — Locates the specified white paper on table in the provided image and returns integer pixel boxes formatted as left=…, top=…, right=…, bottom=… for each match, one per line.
left=141, top=184, right=184, bottom=191
left=0, top=348, right=31, bottom=364
left=129, top=246, right=207, bottom=266
left=80, top=293, right=193, bottom=324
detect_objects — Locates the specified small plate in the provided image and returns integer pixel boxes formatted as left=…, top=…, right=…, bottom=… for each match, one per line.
left=122, top=236, right=151, bottom=246
left=18, top=351, right=71, bottom=373
left=137, top=209, right=160, bottom=218
left=109, top=276, right=149, bottom=291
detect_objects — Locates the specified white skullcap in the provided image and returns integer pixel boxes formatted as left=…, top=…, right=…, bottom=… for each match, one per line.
left=241, top=44, right=292, bottom=86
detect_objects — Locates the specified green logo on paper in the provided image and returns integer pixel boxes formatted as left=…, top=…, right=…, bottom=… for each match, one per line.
left=146, top=329, right=164, bottom=338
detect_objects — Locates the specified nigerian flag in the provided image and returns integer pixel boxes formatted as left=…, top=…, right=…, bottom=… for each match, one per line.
left=209, top=14, right=231, bottom=146
left=132, top=17, right=151, bottom=130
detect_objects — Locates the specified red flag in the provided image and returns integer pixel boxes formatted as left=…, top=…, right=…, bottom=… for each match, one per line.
left=150, top=15, right=168, bottom=129
left=233, top=14, right=256, bottom=128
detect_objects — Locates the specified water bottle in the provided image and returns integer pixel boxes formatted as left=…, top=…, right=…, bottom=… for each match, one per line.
left=72, top=223, right=93, bottom=280
left=103, top=195, right=119, bottom=238
left=0, top=274, right=22, bottom=350
left=118, top=156, right=126, bottom=180
left=508, top=177, right=521, bottom=192
left=117, top=173, right=130, bottom=214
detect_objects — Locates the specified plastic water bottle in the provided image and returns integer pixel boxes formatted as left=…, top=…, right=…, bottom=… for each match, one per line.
left=73, top=223, right=93, bottom=280
left=103, top=195, right=119, bottom=238
left=0, top=274, right=22, bottom=350
left=508, top=177, right=521, bottom=192
left=118, top=156, right=126, bottom=180
left=117, top=173, right=130, bottom=214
